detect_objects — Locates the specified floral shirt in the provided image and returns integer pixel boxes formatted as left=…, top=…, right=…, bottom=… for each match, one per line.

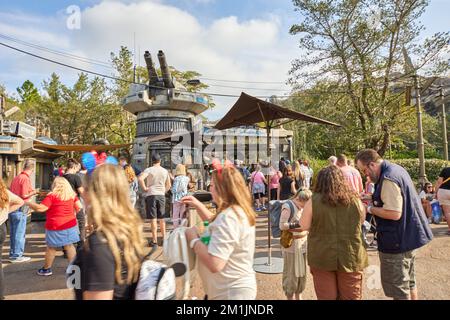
left=171, top=175, right=190, bottom=203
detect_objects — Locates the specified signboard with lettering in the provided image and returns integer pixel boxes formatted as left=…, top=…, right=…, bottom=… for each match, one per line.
left=11, top=121, right=37, bottom=139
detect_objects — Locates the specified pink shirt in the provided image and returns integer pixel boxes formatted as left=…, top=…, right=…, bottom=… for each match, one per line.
left=251, top=171, right=265, bottom=184
left=269, top=171, right=281, bottom=190
left=340, top=166, right=363, bottom=193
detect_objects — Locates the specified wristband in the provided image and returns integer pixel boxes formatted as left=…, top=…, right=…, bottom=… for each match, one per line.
left=190, top=238, right=201, bottom=249
left=367, top=205, right=373, bottom=214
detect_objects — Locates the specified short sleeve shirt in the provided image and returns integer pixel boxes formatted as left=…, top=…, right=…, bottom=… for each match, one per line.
left=72, top=232, right=137, bottom=300
left=140, top=166, right=170, bottom=196
left=63, top=174, right=83, bottom=197
left=439, top=167, right=450, bottom=190
left=41, top=194, right=79, bottom=230
left=380, top=179, right=403, bottom=213
left=196, top=206, right=256, bottom=300
left=10, top=172, right=33, bottom=200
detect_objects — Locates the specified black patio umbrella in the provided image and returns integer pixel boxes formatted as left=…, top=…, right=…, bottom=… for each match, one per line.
left=215, top=92, right=341, bottom=273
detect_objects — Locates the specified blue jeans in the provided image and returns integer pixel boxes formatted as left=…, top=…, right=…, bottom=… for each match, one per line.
left=8, top=210, right=28, bottom=259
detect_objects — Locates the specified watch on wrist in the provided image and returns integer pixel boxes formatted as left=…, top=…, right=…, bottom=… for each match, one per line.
left=190, top=238, right=200, bottom=249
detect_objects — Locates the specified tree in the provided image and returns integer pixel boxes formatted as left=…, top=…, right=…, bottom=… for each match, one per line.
left=289, top=0, right=450, bottom=156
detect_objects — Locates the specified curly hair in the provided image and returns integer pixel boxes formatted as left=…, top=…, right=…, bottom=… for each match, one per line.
left=0, top=179, right=9, bottom=210
left=313, top=165, right=359, bottom=207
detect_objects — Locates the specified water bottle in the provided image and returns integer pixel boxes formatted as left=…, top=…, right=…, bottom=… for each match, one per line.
left=431, top=200, right=442, bottom=224
left=200, top=221, right=211, bottom=245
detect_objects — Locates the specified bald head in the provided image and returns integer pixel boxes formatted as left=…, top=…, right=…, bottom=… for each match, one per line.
left=336, top=154, right=348, bottom=167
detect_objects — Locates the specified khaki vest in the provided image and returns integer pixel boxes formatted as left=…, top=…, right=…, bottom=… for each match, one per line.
left=307, top=193, right=368, bottom=272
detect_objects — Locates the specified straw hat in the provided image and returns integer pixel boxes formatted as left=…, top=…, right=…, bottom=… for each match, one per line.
left=175, top=164, right=186, bottom=176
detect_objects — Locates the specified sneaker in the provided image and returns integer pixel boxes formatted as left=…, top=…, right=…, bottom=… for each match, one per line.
left=262, top=206, right=267, bottom=211
left=37, top=268, right=53, bottom=276
left=255, top=207, right=262, bottom=212
left=9, top=256, right=31, bottom=263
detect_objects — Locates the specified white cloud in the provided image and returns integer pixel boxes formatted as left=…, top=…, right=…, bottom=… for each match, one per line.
left=0, top=0, right=297, bottom=119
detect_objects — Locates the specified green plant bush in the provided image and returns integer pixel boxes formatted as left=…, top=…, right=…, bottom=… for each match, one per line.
left=390, top=159, right=449, bottom=183
left=304, top=158, right=449, bottom=187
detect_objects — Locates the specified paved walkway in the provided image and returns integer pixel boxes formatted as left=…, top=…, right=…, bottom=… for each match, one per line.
left=2, top=214, right=450, bottom=300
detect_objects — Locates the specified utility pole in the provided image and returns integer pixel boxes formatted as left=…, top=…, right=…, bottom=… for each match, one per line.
left=0, top=95, right=5, bottom=135
left=413, top=74, right=427, bottom=185
left=440, top=87, right=449, bottom=161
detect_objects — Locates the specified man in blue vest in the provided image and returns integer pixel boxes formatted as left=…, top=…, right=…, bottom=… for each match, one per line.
left=355, top=149, right=433, bottom=300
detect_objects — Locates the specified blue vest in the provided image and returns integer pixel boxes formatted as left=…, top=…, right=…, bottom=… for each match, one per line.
left=372, top=161, right=433, bottom=254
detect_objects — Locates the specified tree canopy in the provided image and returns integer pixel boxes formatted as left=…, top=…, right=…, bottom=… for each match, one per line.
left=287, top=0, right=449, bottom=159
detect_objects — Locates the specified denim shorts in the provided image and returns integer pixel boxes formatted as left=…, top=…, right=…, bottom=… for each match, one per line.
left=45, top=226, right=80, bottom=248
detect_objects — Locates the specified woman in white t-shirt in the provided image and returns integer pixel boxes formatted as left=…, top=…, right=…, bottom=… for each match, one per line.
left=0, top=178, right=25, bottom=300
left=181, top=160, right=256, bottom=300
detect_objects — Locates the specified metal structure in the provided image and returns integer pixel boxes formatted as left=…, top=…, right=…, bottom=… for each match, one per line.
left=122, top=50, right=208, bottom=178
left=440, top=87, right=449, bottom=161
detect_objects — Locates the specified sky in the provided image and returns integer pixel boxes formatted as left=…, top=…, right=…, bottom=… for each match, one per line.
left=0, top=0, right=449, bottom=120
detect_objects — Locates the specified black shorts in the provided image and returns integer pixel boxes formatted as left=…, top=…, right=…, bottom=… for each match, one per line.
left=145, top=195, right=166, bottom=220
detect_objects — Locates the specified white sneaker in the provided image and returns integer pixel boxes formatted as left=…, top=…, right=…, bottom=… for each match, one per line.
left=9, top=256, right=31, bottom=263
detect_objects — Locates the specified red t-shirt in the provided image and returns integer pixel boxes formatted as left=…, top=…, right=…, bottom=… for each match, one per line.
left=41, top=194, right=79, bottom=231
left=10, top=171, right=34, bottom=200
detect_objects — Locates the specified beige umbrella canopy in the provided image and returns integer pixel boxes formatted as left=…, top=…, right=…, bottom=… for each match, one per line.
left=215, top=92, right=341, bottom=130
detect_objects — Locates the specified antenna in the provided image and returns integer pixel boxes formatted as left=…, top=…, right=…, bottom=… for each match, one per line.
left=133, top=32, right=136, bottom=82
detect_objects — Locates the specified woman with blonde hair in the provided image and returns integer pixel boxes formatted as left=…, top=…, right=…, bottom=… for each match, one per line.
left=299, top=165, right=368, bottom=300
left=292, top=160, right=305, bottom=189
left=181, top=160, right=257, bottom=300
left=171, top=164, right=190, bottom=228
left=0, top=179, right=24, bottom=299
left=26, top=177, right=82, bottom=276
left=71, top=164, right=145, bottom=300
left=279, top=188, right=312, bottom=300
left=124, top=164, right=138, bottom=208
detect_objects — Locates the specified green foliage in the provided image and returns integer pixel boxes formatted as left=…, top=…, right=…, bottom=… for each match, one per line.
left=288, top=0, right=449, bottom=158
left=390, top=158, right=449, bottom=184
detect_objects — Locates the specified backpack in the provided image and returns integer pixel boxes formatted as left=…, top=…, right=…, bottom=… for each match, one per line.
left=163, top=225, right=196, bottom=300
left=134, top=259, right=186, bottom=300
left=269, top=200, right=295, bottom=238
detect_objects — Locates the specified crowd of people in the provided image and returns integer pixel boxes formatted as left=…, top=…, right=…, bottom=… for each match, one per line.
left=0, top=148, right=448, bottom=300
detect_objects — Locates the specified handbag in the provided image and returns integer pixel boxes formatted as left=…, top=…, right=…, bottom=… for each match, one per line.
left=279, top=200, right=296, bottom=248
left=280, top=229, right=294, bottom=248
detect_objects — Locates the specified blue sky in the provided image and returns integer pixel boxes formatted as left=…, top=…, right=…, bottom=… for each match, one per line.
left=0, top=0, right=449, bottom=120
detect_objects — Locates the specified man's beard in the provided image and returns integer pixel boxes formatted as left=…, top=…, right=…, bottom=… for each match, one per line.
left=370, top=172, right=379, bottom=184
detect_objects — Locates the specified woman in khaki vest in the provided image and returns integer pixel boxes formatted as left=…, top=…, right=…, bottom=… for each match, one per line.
left=299, top=165, right=368, bottom=300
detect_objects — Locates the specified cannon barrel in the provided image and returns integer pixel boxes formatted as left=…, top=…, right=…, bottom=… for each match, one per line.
left=144, top=51, right=159, bottom=86
left=157, top=50, right=174, bottom=89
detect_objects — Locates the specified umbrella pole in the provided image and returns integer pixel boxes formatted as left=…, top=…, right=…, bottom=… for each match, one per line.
left=253, top=124, right=283, bottom=273
left=267, top=125, right=272, bottom=265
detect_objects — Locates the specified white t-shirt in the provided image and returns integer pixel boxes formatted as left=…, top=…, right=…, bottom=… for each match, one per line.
left=197, top=206, right=256, bottom=300
left=140, top=166, right=170, bottom=196
left=419, top=190, right=434, bottom=201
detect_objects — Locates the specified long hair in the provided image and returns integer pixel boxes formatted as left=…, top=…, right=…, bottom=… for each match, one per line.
left=282, top=165, right=294, bottom=180
left=313, top=165, right=359, bottom=207
left=211, top=166, right=256, bottom=226
left=50, top=177, right=76, bottom=201
left=292, top=161, right=304, bottom=181
left=86, top=164, right=145, bottom=284
left=124, top=165, right=136, bottom=184
left=0, top=179, right=9, bottom=210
